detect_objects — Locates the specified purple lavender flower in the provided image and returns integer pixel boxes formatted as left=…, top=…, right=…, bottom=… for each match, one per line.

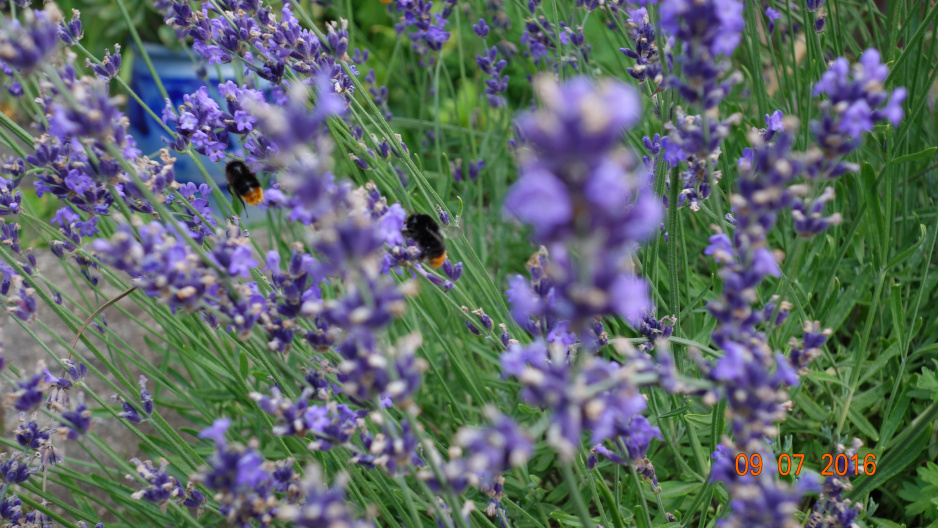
left=10, top=374, right=45, bottom=412
left=662, top=108, right=742, bottom=211
left=660, top=0, right=744, bottom=108
left=620, top=7, right=672, bottom=88
left=521, top=18, right=590, bottom=71
left=15, top=418, right=50, bottom=450
left=252, top=387, right=365, bottom=449
left=710, top=442, right=810, bottom=528
left=195, top=419, right=292, bottom=525
left=59, top=403, right=92, bottom=439
left=765, top=7, right=781, bottom=34
left=278, top=465, right=373, bottom=527
left=454, top=412, right=532, bottom=490
left=353, top=419, right=425, bottom=475
left=130, top=458, right=203, bottom=513
left=115, top=375, right=154, bottom=423
left=501, top=340, right=660, bottom=461
left=703, top=63, right=903, bottom=518
left=807, top=439, right=865, bottom=527
left=87, top=45, right=122, bottom=81
left=473, top=18, right=490, bottom=37
left=810, top=49, right=906, bottom=175
left=504, top=76, right=659, bottom=340
left=0, top=453, right=33, bottom=484
left=476, top=46, right=509, bottom=107
left=58, top=9, right=83, bottom=45
left=0, top=9, right=60, bottom=73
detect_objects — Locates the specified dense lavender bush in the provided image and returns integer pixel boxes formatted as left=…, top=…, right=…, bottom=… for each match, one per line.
left=0, top=0, right=935, bottom=527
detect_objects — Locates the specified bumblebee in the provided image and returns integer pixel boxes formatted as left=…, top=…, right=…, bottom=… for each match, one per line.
left=403, top=213, right=447, bottom=268
left=225, top=160, right=264, bottom=210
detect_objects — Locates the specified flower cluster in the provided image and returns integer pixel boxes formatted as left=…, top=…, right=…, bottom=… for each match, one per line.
left=807, top=439, right=865, bottom=528
left=0, top=7, right=60, bottom=74
left=476, top=46, right=509, bottom=108
left=702, top=121, right=823, bottom=524
left=116, top=375, right=154, bottom=423
left=278, top=465, right=373, bottom=528
left=390, top=0, right=452, bottom=65
left=619, top=7, right=672, bottom=90
left=704, top=51, right=906, bottom=525
left=195, top=419, right=300, bottom=527
left=808, top=49, right=905, bottom=180
left=521, top=17, right=590, bottom=71
left=710, top=442, right=814, bottom=528
left=660, top=0, right=744, bottom=108
left=661, top=108, right=742, bottom=211
left=165, top=2, right=354, bottom=91
left=129, top=458, right=206, bottom=514
left=504, top=76, right=660, bottom=341
left=417, top=411, right=531, bottom=523
left=252, top=338, right=427, bottom=475
left=502, top=340, right=660, bottom=463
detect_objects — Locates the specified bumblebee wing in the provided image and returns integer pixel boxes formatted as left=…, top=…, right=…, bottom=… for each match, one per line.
left=440, top=223, right=461, bottom=240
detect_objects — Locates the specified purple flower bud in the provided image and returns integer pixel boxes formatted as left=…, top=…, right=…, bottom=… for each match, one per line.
left=765, top=7, right=781, bottom=34
left=473, top=18, right=490, bottom=37
left=588, top=453, right=598, bottom=469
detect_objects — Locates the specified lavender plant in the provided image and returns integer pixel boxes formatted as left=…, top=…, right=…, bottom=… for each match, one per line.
left=0, top=0, right=934, bottom=527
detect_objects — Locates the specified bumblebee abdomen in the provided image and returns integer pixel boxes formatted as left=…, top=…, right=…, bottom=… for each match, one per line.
left=225, top=160, right=264, bottom=206
left=428, top=252, right=447, bottom=268
left=242, top=187, right=264, bottom=206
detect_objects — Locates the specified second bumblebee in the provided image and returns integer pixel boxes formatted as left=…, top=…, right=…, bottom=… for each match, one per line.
left=403, top=213, right=447, bottom=268
left=225, top=160, right=264, bottom=210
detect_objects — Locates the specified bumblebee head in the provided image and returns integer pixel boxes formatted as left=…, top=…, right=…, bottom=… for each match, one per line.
left=403, top=213, right=440, bottom=235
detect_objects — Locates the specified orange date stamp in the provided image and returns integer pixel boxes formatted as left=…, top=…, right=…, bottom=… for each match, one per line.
left=734, top=453, right=876, bottom=476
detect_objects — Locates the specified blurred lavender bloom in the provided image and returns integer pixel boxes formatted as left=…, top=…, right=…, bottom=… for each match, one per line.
left=15, top=417, right=50, bottom=450
left=765, top=7, right=781, bottom=34
left=476, top=46, right=508, bottom=107
left=251, top=387, right=365, bottom=449
left=808, top=49, right=906, bottom=179
left=278, top=465, right=373, bottom=527
left=58, top=9, right=83, bottom=45
left=130, top=458, right=204, bottom=514
left=195, top=419, right=286, bottom=525
left=334, top=333, right=425, bottom=405
left=710, top=442, right=808, bottom=528
left=390, top=0, right=451, bottom=65
left=473, top=18, right=490, bottom=37
left=454, top=412, right=532, bottom=490
left=10, top=374, right=45, bottom=412
left=0, top=453, right=33, bottom=484
left=354, top=420, right=425, bottom=475
left=521, top=17, right=589, bottom=71
left=0, top=8, right=59, bottom=73
left=661, top=0, right=743, bottom=108
left=58, top=403, right=92, bottom=439
left=501, top=340, right=659, bottom=462
left=504, top=76, right=659, bottom=340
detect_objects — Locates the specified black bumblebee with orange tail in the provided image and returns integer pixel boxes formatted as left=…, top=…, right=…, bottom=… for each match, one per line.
left=225, top=160, right=264, bottom=212
left=402, top=213, right=447, bottom=268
